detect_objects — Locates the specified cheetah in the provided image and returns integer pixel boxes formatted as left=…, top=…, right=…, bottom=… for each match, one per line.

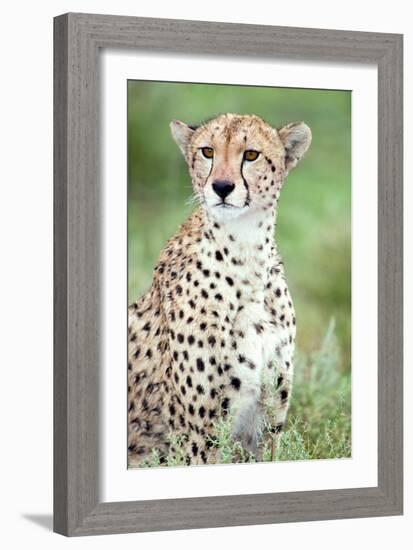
left=128, top=113, right=311, bottom=466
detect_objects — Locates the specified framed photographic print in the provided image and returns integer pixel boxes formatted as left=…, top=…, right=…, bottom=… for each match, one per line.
left=53, top=13, right=403, bottom=536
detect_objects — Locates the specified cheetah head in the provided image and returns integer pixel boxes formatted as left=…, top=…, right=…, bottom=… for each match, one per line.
left=170, top=113, right=311, bottom=222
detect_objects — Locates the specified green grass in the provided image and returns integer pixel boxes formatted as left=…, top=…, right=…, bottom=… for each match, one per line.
left=282, top=319, right=351, bottom=461
left=128, top=81, right=351, bottom=462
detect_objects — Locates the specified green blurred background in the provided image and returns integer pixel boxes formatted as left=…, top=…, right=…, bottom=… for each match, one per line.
left=128, top=80, right=351, bottom=370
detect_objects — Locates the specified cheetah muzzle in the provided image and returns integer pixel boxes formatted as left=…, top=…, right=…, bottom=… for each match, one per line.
left=128, top=113, right=311, bottom=466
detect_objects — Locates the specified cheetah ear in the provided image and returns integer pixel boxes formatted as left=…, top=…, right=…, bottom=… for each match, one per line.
left=170, top=120, right=195, bottom=161
left=278, top=122, right=312, bottom=172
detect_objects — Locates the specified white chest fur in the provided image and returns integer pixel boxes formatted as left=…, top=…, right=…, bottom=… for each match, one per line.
left=197, top=209, right=283, bottom=451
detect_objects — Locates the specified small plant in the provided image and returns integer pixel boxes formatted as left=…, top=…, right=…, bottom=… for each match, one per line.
left=206, top=415, right=256, bottom=464
left=165, top=433, right=189, bottom=467
left=274, top=421, right=311, bottom=461
left=138, top=447, right=162, bottom=468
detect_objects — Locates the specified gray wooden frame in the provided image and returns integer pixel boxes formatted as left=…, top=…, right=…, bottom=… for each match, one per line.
left=54, top=12, right=403, bottom=536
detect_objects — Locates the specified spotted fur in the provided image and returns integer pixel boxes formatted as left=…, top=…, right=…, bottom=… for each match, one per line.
left=128, top=113, right=311, bottom=466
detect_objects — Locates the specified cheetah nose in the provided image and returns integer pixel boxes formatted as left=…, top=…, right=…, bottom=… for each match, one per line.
left=212, top=180, right=235, bottom=200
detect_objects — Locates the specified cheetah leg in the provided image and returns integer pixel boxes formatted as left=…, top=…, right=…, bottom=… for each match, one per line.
left=231, top=386, right=263, bottom=456
left=230, top=309, right=266, bottom=458
left=262, top=350, right=294, bottom=459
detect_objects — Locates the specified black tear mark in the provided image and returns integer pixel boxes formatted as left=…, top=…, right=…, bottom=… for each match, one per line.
left=240, top=160, right=251, bottom=206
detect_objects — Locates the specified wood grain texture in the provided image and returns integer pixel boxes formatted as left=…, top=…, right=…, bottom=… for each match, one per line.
left=53, top=14, right=69, bottom=536
left=54, top=13, right=100, bottom=535
left=53, top=13, right=403, bottom=536
left=377, top=33, right=403, bottom=508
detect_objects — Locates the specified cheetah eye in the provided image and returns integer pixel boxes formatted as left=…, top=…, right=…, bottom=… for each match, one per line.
left=244, top=150, right=260, bottom=162
left=201, top=147, right=214, bottom=159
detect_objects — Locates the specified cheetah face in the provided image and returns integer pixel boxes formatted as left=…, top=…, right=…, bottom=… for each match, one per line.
left=171, top=114, right=311, bottom=222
